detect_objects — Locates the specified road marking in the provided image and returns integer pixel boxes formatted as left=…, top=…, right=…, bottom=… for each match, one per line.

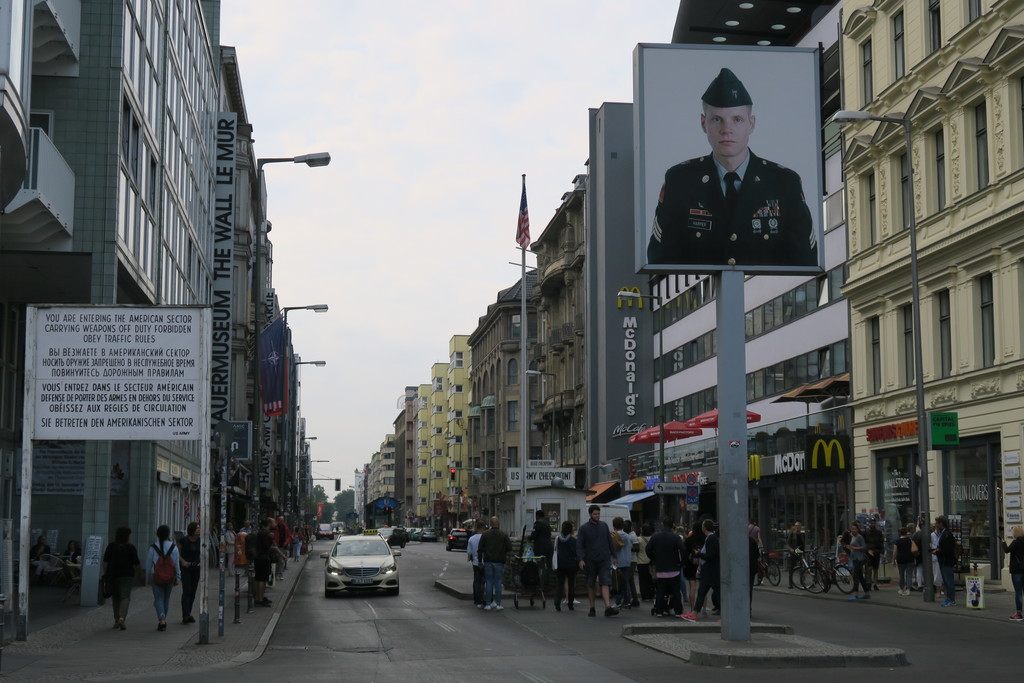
left=403, top=599, right=416, bottom=606
left=364, top=600, right=378, bottom=619
left=519, top=672, right=552, bottom=683
left=436, top=621, right=457, bottom=633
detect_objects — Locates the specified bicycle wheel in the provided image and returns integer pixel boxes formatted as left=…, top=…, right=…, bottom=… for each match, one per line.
left=789, top=565, right=806, bottom=590
left=801, top=567, right=825, bottom=593
left=766, top=562, right=781, bottom=586
left=833, top=564, right=854, bottom=594
left=754, top=567, right=765, bottom=586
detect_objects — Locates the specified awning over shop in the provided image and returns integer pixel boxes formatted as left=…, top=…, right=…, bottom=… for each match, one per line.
left=585, top=481, right=619, bottom=502
left=606, top=491, right=656, bottom=510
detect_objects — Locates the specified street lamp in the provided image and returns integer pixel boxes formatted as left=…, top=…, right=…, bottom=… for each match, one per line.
left=282, top=304, right=329, bottom=321
left=616, top=289, right=668, bottom=520
left=526, top=370, right=564, bottom=466
left=295, top=360, right=327, bottom=367
left=832, top=109, right=933, bottom=601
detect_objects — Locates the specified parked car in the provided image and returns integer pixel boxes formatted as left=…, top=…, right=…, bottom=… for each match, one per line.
left=322, top=534, right=400, bottom=597
left=420, top=528, right=439, bottom=542
left=409, top=528, right=422, bottom=541
left=446, top=528, right=470, bottom=552
left=315, top=523, right=335, bottom=540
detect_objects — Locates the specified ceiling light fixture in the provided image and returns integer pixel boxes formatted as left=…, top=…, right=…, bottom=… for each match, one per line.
left=757, top=40, right=772, bottom=46
left=787, top=6, right=802, bottom=13
left=726, top=20, right=739, bottom=26
left=772, top=24, right=786, bottom=30
left=713, top=36, right=727, bottom=42
left=739, top=2, right=754, bottom=8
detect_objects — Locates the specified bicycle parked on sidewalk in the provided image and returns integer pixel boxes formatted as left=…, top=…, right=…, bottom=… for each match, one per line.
left=754, top=548, right=782, bottom=586
left=799, top=552, right=854, bottom=594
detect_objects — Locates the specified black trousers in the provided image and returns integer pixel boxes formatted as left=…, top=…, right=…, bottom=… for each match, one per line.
left=654, top=574, right=682, bottom=615
left=180, top=566, right=200, bottom=618
left=637, top=563, right=654, bottom=600
left=472, top=564, right=485, bottom=605
left=555, top=567, right=577, bottom=605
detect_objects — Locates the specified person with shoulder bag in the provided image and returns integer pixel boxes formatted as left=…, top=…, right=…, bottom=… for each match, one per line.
left=102, top=526, right=141, bottom=631
left=146, top=524, right=180, bottom=631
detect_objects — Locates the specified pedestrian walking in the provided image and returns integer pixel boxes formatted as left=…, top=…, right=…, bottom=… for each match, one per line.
left=576, top=505, right=619, bottom=617
left=787, top=521, right=806, bottom=588
left=933, top=515, right=957, bottom=606
left=1002, top=525, right=1024, bottom=621
left=647, top=518, right=687, bottom=617
left=636, top=523, right=654, bottom=602
left=146, top=524, right=180, bottom=631
left=177, top=521, right=201, bottom=624
left=863, top=517, right=885, bottom=590
left=466, top=520, right=487, bottom=608
left=251, top=517, right=279, bottom=607
left=844, top=522, right=870, bottom=601
left=612, top=517, right=635, bottom=608
left=682, top=518, right=720, bottom=621
left=682, top=522, right=703, bottom=609
left=623, top=520, right=640, bottom=608
left=894, top=526, right=915, bottom=596
left=479, top=517, right=512, bottom=611
left=554, top=521, right=578, bottom=612
left=102, top=526, right=140, bottom=631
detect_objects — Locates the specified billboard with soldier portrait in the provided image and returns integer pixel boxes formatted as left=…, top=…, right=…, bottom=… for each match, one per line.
left=634, top=44, right=824, bottom=275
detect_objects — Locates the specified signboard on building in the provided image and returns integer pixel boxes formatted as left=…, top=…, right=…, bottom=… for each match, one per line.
left=930, top=412, right=959, bottom=448
left=507, top=468, right=574, bottom=489
left=211, top=112, right=237, bottom=434
left=27, top=306, right=210, bottom=440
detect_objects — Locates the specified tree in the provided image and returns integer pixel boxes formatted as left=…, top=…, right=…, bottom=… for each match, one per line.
left=312, top=485, right=328, bottom=504
left=335, top=488, right=354, bottom=513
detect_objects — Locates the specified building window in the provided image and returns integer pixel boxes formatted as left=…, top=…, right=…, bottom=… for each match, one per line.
left=900, top=153, right=912, bottom=231
left=893, top=11, right=905, bottom=79
left=870, top=316, right=881, bottom=394
left=938, top=289, right=952, bottom=378
left=975, top=101, right=989, bottom=189
left=861, top=40, right=873, bottom=105
left=866, top=172, right=877, bottom=246
left=507, top=400, right=519, bottom=431
left=934, top=129, right=946, bottom=211
left=510, top=314, right=521, bottom=339
left=929, top=0, right=942, bottom=53
left=451, top=350, right=464, bottom=368
left=968, top=0, right=982, bottom=22
left=979, top=274, right=994, bottom=367
left=507, top=358, right=518, bottom=386
left=903, top=305, right=915, bottom=387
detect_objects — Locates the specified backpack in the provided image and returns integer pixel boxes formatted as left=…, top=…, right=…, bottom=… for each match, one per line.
left=610, top=529, right=624, bottom=551
left=151, top=543, right=176, bottom=585
left=245, top=531, right=259, bottom=561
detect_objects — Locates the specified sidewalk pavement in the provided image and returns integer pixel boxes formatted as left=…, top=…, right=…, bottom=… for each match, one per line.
left=1, top=553, right=309, bottom=680
left=436, top=560, right=1021, bottom=667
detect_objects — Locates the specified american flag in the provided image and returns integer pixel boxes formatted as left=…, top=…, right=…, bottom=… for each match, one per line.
left=516, top=175, right=530, bottom=248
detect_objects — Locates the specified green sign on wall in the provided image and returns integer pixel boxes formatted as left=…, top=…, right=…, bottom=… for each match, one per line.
left=930, top=412, right=959, bottom=448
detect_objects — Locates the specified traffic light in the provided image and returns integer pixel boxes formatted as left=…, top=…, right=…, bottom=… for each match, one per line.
left=450, top=467, right=457, bottom=481
left=334, top=479, right=341, bottom=491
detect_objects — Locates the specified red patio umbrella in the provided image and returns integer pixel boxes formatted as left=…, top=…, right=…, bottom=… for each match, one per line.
left=682, top=408, right=761, bottom=430
left=627, top=421, right=704, bottom=444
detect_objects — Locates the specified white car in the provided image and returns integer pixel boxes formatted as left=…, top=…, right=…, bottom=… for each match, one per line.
left=322, top=534, right=400, bottom=597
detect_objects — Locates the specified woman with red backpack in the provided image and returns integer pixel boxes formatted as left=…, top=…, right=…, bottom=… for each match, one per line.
left=146, top=525, right=180, bottom=631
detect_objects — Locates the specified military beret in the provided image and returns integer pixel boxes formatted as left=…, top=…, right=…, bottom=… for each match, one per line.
left=702, top=68, right=752, bottom=108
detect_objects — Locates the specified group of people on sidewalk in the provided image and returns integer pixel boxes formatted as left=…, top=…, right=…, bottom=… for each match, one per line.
left=97, top=515, right=307, bottom=633
left=465, top=507, right=760, bottom=622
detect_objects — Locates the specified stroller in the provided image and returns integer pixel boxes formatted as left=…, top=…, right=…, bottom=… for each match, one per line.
left=503, top=527, right=551, bottom=609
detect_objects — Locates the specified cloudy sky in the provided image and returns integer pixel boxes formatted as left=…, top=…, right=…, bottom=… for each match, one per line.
left=220, top=1, right=678, bottom=488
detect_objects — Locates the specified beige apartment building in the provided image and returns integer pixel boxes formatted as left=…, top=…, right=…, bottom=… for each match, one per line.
left=416, top=382, right=432, bottom=521
left=446, top=336, right=470, bottom=525
left=841, top=0, right=1024, bottom=585
left=530, top=177, right=587, bottom=475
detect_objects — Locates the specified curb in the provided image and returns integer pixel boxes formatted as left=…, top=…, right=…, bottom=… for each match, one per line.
left=229, top=553, right=308, bottom=664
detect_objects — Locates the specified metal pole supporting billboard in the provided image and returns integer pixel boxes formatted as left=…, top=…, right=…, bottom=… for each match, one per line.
left=519, top=239, right=529, bottom=535
left=716, top=271, right=750, bottom=641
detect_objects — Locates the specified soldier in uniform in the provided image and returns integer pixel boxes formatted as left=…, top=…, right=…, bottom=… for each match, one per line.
left=647, top=68, right=816, bottom=268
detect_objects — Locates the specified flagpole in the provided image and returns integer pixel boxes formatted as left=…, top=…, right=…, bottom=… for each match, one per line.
left=517, top=174, right=530, bottom=536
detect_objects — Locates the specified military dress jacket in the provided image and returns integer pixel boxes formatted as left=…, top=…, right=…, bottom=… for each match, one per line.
left=647, top=151, right=815, bottom=269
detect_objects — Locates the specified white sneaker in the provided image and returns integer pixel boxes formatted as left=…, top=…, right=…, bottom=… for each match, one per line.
left=494, top=604, right=504, bottom=611
left=483, top=603, right=493, bottom=611
left=573, top=599, right=581, bottom=604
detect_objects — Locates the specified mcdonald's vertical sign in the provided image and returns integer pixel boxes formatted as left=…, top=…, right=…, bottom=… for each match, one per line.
left=748, top=454, right=761, bottom=481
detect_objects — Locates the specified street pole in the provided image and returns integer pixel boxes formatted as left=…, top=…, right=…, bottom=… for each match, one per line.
left=657, top=300, right=666, bottom=523
left=519, top=235, right=529, bottom=535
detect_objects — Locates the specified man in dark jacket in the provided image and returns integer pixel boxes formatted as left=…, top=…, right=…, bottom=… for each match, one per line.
left=530, top=510, right=553, bottom=569
left=863, top=518, right=885, bottom=590
left=479, top=517, right=512, bottom=611
left=933, top=515, right=958, bottom=606
left=576, top=505, right=619, bottom=617
left=683, top=518, right=720, bottom=621
left=645, top=517, right=687, bottom=616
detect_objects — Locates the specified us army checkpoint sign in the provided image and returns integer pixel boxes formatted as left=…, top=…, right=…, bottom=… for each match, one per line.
left=25, top=305, right=211, bottom=441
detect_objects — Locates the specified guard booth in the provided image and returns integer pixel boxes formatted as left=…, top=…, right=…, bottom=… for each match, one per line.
left=495, top=486, right=590, bottom=540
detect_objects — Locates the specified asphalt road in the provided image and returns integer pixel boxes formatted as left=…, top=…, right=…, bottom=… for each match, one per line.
left=192, top=539, right=1023, bottom=682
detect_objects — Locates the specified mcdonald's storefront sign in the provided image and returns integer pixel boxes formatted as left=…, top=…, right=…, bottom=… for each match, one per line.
left=749, top=435, right=851, bottom=479
left=616, top=286, right=644, bottom=308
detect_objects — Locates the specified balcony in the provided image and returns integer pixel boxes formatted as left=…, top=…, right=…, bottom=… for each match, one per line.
left=33, top=0, right=81, bottom=77
left=2, top=127, right=75, bottom=250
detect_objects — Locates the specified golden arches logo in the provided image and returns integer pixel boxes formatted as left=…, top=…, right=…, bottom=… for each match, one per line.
left=748, top=454, right=761, bottom=481
left=810, top=439, right=845, bottom=470
left=616, top=286, right=644, bottom=308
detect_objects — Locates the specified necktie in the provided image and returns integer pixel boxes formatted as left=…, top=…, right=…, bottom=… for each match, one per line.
left=724, top=171, right=740, bottom=205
